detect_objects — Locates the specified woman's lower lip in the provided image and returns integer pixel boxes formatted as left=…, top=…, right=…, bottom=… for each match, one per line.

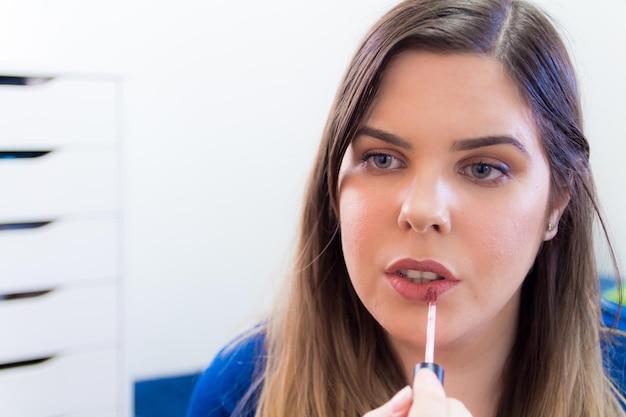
left=385, top=272, right=459, bottom=302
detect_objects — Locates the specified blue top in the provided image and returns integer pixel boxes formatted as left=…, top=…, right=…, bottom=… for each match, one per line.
left=187, top=329, right=265, bottom=417
left=188, top=304, right=626, bottom=417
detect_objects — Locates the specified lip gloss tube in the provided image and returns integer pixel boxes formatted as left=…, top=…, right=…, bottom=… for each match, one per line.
left=414, top=289, right=444, bottom=384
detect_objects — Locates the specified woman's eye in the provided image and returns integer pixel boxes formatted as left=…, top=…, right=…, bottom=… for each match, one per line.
left=461, top=162, right=511, bottom=184
left=361, top=152, right=403, bottom=170
left=360, top=152, right=510, bottom=184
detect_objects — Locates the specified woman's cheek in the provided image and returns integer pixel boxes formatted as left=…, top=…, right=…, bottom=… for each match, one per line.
left=341, top=181, right=391, bottom=239
left=340, top=192, right=369, bottom=273
left=465, top=203, right=544, bottom=302
left=339, top=187, right=390, bottom=296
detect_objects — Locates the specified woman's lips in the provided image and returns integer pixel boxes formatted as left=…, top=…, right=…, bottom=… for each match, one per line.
left=384, top=258, right=458, bottom=281
left=385, top=271, right=459, bottom=302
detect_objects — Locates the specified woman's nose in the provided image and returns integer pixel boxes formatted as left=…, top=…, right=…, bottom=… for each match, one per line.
left=397, top=177, right=452, bottom=235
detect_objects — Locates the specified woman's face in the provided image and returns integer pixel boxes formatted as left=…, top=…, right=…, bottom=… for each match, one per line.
left=337, top=51, right=561, bottom=352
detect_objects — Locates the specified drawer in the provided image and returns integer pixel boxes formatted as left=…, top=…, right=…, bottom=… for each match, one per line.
left=0, top=216, right=118, bottom=293
left=0, top=284, right=117, bottom=363
left=0, top=147, right=117, bottom=221
left=0, top=348, right=117, bottom=417
left=0, top=76, right=117, bottom=147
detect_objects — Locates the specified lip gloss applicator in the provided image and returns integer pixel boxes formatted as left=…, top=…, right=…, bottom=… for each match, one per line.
left=414, top=288, right=445, bottom=384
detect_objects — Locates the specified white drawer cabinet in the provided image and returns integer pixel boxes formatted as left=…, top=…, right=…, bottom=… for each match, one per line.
left=0, top=147, right=118, bottom=221
left=0, top=72, right=126, bottom=416
left=0, top=284, right=117, bottom=363
left=0, top=216, right=118, bottom=294
left=0, top=349, right=118, bottom=417
left=0, top=76, right=117, bottom=147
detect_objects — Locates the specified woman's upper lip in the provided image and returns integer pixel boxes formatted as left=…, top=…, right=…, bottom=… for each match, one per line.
left=384, top=258, right=459, bottom=281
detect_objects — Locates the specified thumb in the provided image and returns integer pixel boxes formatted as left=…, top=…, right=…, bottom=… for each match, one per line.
left=409, top=368, right=447, bottom=417
left=364, top=385, right=413, bottom=417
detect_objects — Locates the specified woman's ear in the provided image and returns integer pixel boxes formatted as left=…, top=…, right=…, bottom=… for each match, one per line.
left=543, top=191, right=571, bottom=241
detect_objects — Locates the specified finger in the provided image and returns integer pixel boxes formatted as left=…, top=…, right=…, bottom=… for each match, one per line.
left=364, top=385, right=413, bottom=417
left=388, top=385, right=413, bottom=417
left=408, top=368, right=447, bottom=417
left=447, top=398, right=474, bottom=417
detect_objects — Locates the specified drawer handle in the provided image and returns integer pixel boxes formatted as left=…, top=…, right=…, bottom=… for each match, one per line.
left=0, top=219, right=54, bottom=232
left=0, top=355, right=55, bottom=371
left=0, top=150, right=53, bottom=160
left=0, top=288, right=55, bottom=302
left=0, top=75, right=54, bottom=86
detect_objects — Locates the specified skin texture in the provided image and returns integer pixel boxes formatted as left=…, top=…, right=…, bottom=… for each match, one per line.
left=337, top=51, right=568, bottom=417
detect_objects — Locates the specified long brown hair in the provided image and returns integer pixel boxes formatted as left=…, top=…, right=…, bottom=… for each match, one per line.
left=236, top=1, right=625, bottom=416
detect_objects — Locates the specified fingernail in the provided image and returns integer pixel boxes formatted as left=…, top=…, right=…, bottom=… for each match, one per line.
left=413, top=368, right=446, bottom=398
left=390, top=385, right=412, bottom=413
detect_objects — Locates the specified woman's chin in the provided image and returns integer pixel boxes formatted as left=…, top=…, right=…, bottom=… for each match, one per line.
left=383, top=319, right=469, bottom=356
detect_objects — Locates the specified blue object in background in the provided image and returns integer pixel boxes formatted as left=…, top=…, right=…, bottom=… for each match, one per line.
left=600, top=275, right=626, bottom=400
left=134, top=373, right=201, bottom=417
left=601, top=274, right=626, bottom=327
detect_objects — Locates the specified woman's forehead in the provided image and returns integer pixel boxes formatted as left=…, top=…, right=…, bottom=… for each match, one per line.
left=365, top=51, right=542, bottom=157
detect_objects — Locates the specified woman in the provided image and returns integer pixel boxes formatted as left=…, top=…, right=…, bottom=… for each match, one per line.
left=187, top=0, right=626, bottom=416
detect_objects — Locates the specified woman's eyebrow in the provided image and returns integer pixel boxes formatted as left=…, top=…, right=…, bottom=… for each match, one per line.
left=452, top=135, right=529, bottom=157
left=355, top=125, right=530, bottom=157
left=355, top=126, right=412, bottom=149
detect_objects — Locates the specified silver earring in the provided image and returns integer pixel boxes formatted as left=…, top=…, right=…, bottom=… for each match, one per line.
left=548, top=222, right=554, bottom=232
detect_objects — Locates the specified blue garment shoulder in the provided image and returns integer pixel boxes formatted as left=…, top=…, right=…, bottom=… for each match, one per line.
left=186, top=329, right=266, bottom=417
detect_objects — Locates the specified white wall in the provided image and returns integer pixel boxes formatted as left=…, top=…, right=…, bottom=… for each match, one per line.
left=0, top=0, right=624, bottom=380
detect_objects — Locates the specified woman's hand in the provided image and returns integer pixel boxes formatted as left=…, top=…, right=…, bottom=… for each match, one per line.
left=363, top=369, right=473, bottom=417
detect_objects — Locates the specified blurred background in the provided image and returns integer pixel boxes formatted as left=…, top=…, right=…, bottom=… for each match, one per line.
left=0, top=0, right=624, bottom=416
